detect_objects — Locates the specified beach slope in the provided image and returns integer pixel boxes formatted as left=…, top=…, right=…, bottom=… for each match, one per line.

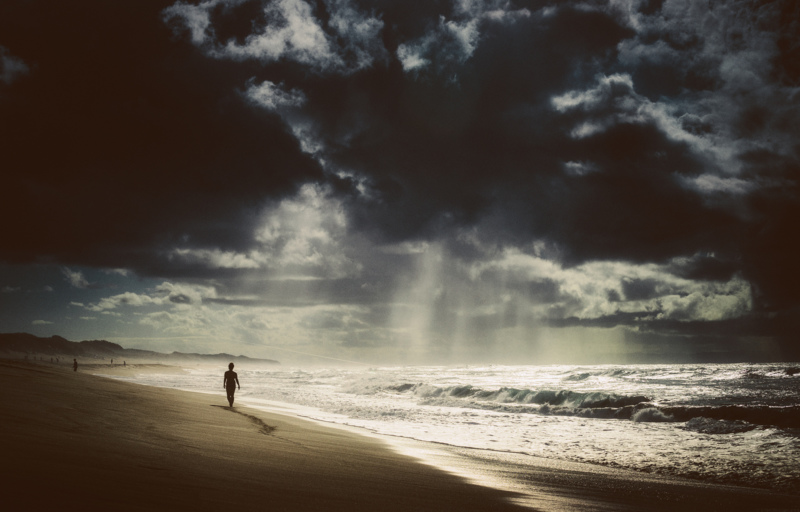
left=4, top=360, right=798, bottom=512
left=0, top=360, right=525, bottom=511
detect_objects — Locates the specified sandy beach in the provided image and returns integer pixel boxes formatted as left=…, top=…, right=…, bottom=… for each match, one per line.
left=2, top=359, right=526, bottom=511
left=2, top=359, right=798, bottom=512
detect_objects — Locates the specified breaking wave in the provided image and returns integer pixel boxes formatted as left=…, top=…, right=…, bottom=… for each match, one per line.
left=661, top=405, right=800, bottom=429
left=392, top=382, right=649, bottom=407
left=684, top=417, right=758, bottom=434
left=379, top=382, right=800, bottom=428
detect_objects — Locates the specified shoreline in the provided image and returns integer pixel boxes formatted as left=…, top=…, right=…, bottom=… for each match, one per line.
left=97, top=362, right=800, bottom=510
left=261, top=407, right=800, bottom=511
left=2, top=359, right=526, bottom=511
left=4, top=359, right=799, bottom=511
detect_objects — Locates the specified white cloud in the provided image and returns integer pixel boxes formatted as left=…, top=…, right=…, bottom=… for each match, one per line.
left=468, top=247, right=752, bottom=323
left=87, top=292, right=161, bottom=312
left=444, top=18, right=480, bottom=61
left=162, top=0, right=215, bottom=45
left=679, top=174, right=756, bottom=196
left=225, top=0, right=339, bottom=66
left=396, top=0, right=531, bottom=76
left=156, top=282, right=217, bottom=304
left=127, top=298, right=373, bottom=357
left=32, top=320, right=53, bottom=325
left=243, top=78, right=324, bottom=155
left=253, top=184, right=359, bottom=279
left=161, top=185, right=358, bottom=279
left=245, top=80, right=307, bottom=111
left=395, top=23, right=453, bottom=74
left=396, top=16, right=479, bottom=73
left=612, top=0, right=800, bottom=170
left=62, top=267, right=90, bottom=289
left=551, top=73, right=637, bottom=113
left=655, top=277, right=752, bottom=322
left=397, top=43, right=430, bottom=72
left=550, top=73, right=654, bottom=139
left=86, top=282, right=217, bottom=317
left=551, top=73, right=743, bottom=179
left=324, top=0, right=388, bottom=70
left=483, top=7, right=531, bottom=23
left=167, top=248, right=262, bottom=269
left=140, top=310, right=191, bottom=332
left=563, top=161, right=599, bottom=177
left=164, top=1, right=385, bottom=161
left=164, top=0, right=386, bottom=74
left=548, top=0, right=800, bottom=193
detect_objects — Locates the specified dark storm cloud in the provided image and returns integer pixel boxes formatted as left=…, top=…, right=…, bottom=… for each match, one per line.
left=302, top=4, right=744, bottom=271
left=0, top=1, right=724, bottom=267
left=297, top=4, right=642, bottom=248
left=2, top=0, right=800, bottom=354
left=0, top=0, right=322, bottom=269
left=305, top=0, right=797, bottom=316
left=666, top=253, right=739, bottom=282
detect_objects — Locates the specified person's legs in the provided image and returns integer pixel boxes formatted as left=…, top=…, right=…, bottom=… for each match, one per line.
left=226, top=387, right=235, bottom=406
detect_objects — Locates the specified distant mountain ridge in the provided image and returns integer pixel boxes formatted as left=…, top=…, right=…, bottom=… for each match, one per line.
left=0, top=333, right=279, bottom=365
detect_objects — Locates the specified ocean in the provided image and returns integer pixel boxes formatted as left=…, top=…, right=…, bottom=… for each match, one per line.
left=114, top=363, right=800, bottom=494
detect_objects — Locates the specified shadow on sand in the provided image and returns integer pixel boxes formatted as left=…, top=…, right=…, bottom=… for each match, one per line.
left=211, top=405, right=276, bottom=435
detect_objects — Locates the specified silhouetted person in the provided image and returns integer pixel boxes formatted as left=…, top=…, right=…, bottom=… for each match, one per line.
left=73, top=359, right=78, bottom=372
left=223, top=363, right=240, bottom=407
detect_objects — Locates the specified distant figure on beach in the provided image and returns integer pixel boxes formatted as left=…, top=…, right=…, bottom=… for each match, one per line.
left=223, top=363, right=240, bottom=407
left=73, top=359, right=78, bottom=372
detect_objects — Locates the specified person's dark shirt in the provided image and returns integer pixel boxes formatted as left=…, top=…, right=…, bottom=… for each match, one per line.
left=224, top=370, right=239, bottom=389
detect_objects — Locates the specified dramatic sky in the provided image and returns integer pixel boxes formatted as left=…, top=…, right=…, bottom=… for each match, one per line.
left=1, top=0, right=799, bottom=364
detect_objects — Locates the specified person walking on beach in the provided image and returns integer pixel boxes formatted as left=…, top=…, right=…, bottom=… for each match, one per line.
left=223, top=363, right=240, bottom=407
left=73, top=359, right=78, bottom=372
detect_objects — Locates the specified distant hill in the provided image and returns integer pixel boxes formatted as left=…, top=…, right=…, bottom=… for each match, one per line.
left=0, top=333, right=279, bottom=365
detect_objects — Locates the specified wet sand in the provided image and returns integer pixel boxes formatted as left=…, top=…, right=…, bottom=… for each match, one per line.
left=2, top=359, right=797, bottom=511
